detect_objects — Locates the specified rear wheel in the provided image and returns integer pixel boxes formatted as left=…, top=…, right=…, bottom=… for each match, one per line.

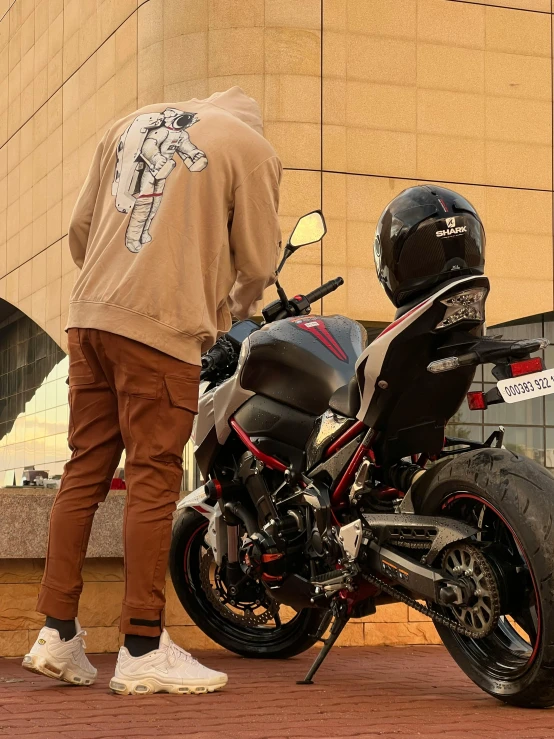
left=413, top=448, right=554, bottom=707
left=170, top=508, right=325, bottom=658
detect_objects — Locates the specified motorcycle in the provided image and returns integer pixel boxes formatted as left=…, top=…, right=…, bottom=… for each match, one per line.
left=170, top=210, right=554, bottom=707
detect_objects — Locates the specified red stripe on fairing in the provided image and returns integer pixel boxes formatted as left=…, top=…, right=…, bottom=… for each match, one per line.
left=377, top=298, right=432, bottom=339
left=293, top=319, right=348, bottom=362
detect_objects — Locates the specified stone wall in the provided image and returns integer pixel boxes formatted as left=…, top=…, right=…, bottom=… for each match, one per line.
left=0, top=557, right=440, bottom=657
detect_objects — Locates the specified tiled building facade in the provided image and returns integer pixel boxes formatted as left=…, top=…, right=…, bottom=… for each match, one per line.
left=0, top=0, right=553, bottom=655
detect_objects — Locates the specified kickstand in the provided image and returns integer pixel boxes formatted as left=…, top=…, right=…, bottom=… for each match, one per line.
left=297, top=607, right=349, bottom=685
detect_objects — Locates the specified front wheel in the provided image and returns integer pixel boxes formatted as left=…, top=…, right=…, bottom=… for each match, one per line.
left=170, top=508, right=325, bottom=658
left=413, top=448, right=554, bottom=708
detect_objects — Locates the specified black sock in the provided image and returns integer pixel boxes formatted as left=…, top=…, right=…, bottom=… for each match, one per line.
left=45, top=617, right=77, bottom=641
left=124, top=634, right=160, bottom=658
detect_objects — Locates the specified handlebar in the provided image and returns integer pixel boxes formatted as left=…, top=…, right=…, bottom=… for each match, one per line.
left=305, top=277, right=344, bottom=304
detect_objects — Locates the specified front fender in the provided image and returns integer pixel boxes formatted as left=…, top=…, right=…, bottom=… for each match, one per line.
left=175, top=485, right=227, bottom=565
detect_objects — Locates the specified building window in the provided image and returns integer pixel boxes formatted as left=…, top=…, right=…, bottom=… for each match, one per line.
left=0, top=311, right=69, bottom=486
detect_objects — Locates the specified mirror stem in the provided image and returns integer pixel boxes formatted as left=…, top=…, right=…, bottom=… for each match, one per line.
left=275, top=279, right=292, bottom=315
left=276, top=245, right=293, bottom=275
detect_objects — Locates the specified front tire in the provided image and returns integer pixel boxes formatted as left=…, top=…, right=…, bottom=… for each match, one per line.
left=170, top=508, right=325, bottom=659
left=413, top=448, right=554, bottom=708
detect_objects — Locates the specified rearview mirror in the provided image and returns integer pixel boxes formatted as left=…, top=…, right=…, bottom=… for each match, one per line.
left=288, top=210, right=327, bottom=250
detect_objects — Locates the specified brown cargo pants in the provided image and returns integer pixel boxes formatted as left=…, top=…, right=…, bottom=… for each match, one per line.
left=36, top=328, right=200, bottom=637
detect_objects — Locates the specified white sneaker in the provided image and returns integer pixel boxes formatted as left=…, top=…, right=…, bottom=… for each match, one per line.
left=109, top=629, right=227, bottom=695
left=22, top=619, right=97, bottom=686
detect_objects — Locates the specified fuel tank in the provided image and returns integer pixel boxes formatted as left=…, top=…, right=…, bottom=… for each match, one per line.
left=240, top=316, right=367, bottom=415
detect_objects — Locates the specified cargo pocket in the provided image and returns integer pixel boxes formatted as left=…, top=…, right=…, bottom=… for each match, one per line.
left=164, top=374, right=199, bottom=415
left=149, top=374, right=199, bottom=480
left=67, top=330, right=95, bottom=387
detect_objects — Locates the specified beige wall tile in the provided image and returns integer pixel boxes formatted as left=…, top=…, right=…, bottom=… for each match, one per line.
left=18, top=258, right=32, bottom=299
left=6, top=268, right=19, bottom=305
left=164, top=32, right=208, bottom=85
left=418, top=0, right=485, bottom=49
left=31, top=248, right=46, bottom=292
left=486, top=97, right=551, bottom=146
left=138, top=0, right=163, bottom=50
left=115, top=12, right=137, bottom=69
left=164, top=79, right=208, bottom=102
left=348, top=36, right=416, bottom=86
left=265, top=75, right=321, bottom=124
left=486, top=140, right=551, bottom=190
left=322, top=30, right=345, bottom=79
left=458, top=0, right=548, bottom=9
left=485, top=5, right=550, bottom=57
left=265, top=121, right=321, bottom=169
left=138, top=41, right=163, bottom=106
left=31, top=284, right=46, bottom=327
left=418, top=89, right=484, bottom=139
left=164, top=0, right=208, bottom=38
left=323, top=79, right=345, bottom=126
left=418, top=43, right=483, bottom=93
left=46, top=238, right=61, bottom=283
left=209, top=0, right=264, bottom=29
left=46, top=275, right=61, bottom=321
left=96, top=34, right=115, bottom=90
left=417, top=134, right=486, bottom=184
left=346, top=128, right=416, bottom=179
left=209, top=27, right=264, bottom=77
left=266, top=0, right=321, bottom=30
left=265, top=27, right=320, bottom=77
left=347, top=0, right=416, bottom=39
left=346, top=81, right=416, bottom=133
left=485, top=51, right=551, bottom=102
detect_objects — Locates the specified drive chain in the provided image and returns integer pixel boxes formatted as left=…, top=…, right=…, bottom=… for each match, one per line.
left=361, top=571, right=486, bottom=639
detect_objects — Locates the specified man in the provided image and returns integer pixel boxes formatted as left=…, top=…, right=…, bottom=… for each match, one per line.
left=22, top=87, right=282, bottom=695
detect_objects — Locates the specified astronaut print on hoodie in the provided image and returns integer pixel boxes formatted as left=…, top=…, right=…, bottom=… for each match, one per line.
left=111, top=108, right=208, bottom=253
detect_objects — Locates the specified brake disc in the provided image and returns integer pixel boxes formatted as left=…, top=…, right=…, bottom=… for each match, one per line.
left=199, top=549, right=278, bottom=627
left=441, top=542, right=501, bottom=638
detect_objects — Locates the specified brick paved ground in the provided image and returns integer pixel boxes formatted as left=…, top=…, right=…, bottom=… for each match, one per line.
left=0, top=646, right=553, bottom=739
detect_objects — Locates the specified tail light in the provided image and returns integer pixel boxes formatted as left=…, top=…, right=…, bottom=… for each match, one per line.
left=436, top=288, right=487, bottom=329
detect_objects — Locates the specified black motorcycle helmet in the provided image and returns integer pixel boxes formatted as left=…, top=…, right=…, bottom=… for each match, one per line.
left=374, top=185, right=485, bottom=308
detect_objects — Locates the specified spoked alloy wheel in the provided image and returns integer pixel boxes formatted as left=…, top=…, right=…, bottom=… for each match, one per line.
left=170, top=509, right=325, bottom=658
left=438, top=495, right=540, bottom=683
left=414, top=448, right=554, bottom=707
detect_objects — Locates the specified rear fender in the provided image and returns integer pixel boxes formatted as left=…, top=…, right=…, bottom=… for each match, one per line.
left=175, top=486, right=227, bottom=565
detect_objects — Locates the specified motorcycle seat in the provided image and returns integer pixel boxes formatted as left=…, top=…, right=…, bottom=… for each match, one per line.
left=328, top=375, right=360, bottom=418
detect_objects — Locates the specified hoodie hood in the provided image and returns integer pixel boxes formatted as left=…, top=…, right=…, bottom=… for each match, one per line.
left=199, top=86, right=264, bottom=136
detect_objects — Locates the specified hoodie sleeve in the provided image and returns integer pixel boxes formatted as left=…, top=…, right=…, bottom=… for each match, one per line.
left=228, top=155, right=282, bottom=320
left=68, top=133, right=106, bottom=269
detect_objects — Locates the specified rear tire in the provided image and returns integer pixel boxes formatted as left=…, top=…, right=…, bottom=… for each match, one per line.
left=413, top=448, right=554, bottom=708
left=170, top=508, right=325, bottom=659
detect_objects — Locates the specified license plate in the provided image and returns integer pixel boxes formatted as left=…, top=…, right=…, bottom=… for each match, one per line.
left=497, top=368, right=554, bottom=403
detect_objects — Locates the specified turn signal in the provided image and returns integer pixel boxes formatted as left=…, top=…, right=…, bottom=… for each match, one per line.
left=467, top=391, right=487, bottom=410
left=510, top=357, right=544, bottom=377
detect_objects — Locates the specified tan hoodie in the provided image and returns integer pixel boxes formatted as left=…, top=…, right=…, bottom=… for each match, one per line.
left=67, top=87, right=282, bottom=365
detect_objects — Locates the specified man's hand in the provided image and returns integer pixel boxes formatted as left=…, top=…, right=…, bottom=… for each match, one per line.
left=151, top=153, right=168, bottom=173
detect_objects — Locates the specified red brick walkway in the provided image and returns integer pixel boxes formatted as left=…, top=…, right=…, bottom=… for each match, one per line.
left=0, top=646, right=553, bottom=738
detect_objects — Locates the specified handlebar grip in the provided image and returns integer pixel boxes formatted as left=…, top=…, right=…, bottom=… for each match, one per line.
left=305, top=277, right=344, bottom=304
